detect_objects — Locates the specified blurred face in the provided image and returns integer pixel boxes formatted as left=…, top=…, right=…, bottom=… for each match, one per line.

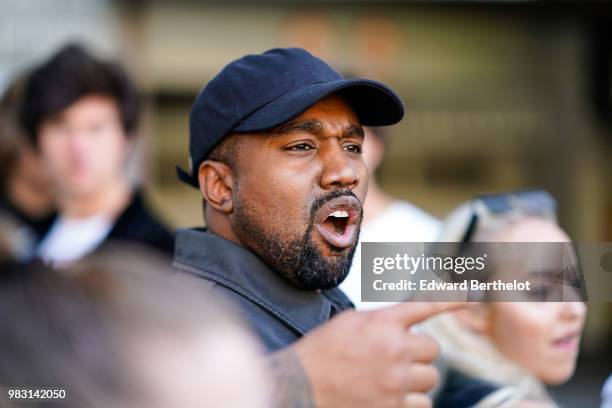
left=486, top=301, right=586, bottom=384
left=485, top=218, right=587, bottom=384
left=131, top=327, right=269, bottom=408
left=361, top=127, right=385, bottom=174
left=38, top=95, right=129, bottom=199
left=231, top=95, right=368, bottom=289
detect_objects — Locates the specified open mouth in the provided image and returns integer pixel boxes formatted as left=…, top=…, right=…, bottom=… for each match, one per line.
left=552, top=331, right=579, bottom=352
left=327, top=210, right=350, bottom=234
left=314, top=196, right=361, bottom=250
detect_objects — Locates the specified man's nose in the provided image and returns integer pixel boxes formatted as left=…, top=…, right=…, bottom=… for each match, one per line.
left=319, top=144, right=360, bottom=190
left=67, top=130, right=87, bottom=151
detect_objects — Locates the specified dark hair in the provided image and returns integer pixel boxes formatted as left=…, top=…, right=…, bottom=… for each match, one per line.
left=207, top=133, right=241, bottom=170
left=19, top=44, right=140, bottom=143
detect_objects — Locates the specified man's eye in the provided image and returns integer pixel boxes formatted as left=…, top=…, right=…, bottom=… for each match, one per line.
left=343, top=144, right=362, bottom=153
left=90, top=123, right=107, bottom=134
left=286, top=143, right=315, bottom=151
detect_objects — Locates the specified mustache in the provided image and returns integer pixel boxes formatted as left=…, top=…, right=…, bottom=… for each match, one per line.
left=309, top=189, right=361, bottom=221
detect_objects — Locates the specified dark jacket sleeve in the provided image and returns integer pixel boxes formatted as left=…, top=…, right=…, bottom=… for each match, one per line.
left=106, top=191, right=175, bottom=256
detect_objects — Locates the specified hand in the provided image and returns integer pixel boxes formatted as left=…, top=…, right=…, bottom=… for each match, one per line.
left=293, top=302, right=463, bottom=408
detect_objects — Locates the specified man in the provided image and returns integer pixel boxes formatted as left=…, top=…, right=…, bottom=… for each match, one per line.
left=340, top=126, right=441, bottom=310
left=19, top=44, right=174, bottom=265
left=174, top=48, right=458, bottom=408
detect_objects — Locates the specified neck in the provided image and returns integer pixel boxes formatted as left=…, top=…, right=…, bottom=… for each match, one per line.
left=363, top=179, right=394, bottom=225
left=7, top=173, right=54, bottom=219
left=205, top=209, right=244, bottom=247
left=58, top=178, right=132, bottom=219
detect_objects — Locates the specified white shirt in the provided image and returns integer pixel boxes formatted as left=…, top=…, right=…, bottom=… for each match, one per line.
left=340, top=201, right=441, bottom=310
left=602, top=375, right=612, bottom=408
left=37, top=214, right=113, bottom=266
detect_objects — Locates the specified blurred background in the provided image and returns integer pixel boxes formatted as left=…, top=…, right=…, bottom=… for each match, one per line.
left=1, top=0, right=610, bottom=405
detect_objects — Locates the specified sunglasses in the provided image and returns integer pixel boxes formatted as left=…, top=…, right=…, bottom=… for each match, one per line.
left=461, top=189, right=557, bottom=242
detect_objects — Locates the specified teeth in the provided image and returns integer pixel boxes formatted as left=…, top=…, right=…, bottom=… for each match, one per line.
left=330, top=210, right=349, bottom=218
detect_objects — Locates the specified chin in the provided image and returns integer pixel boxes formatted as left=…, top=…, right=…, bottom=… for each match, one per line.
left=324, top=245, right=351, bottom=257
left=67, top=180, right=101, bottom=196
left=541, top=365, right=576, bottom=385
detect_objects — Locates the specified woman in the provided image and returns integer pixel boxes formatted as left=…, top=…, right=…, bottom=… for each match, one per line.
left=425, top=190, right=586, bottom=408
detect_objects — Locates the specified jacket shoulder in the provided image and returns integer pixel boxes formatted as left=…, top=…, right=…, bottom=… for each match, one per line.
left=108, top=191, right=175, bottom=254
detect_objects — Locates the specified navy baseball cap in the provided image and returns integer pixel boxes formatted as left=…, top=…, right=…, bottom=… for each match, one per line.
left=177, top=47, right=404, bottom=188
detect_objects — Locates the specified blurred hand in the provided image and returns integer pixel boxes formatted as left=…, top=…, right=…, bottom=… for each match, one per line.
left=293, top=302, right=463, bottom=408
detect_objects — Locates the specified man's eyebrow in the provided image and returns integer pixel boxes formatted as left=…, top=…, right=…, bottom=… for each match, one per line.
left=344, top=124, right=364, bottom=138
left=273, top=118, right=323, bottom=135
left=273, top=119, right=364, bottom=139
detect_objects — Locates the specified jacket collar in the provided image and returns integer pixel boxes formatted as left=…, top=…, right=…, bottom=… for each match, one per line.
left=173, top=228, right=350, bottom=335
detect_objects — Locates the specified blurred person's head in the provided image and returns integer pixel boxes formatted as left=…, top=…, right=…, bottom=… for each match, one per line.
left=361, top=126, right=388, bottom=176
left=0, top=247, right=269, bottom=408
left=426, top=190, right=586, bottom=404
left=0, top=79, right=23, bottom=193
left=19, top=44, right=139, bottom=202
left=179, top=48, right=404, bottom=290
left=0, top=75, right=52, bottom=212
left=358, top=126, right=398, bottom=224
left=455, top=217, right=586, bottom=385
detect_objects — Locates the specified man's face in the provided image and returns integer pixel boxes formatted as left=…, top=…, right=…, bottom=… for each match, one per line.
left=230, top=94, right=368, bottom=290
left=38, top=95, right=129, bottom=199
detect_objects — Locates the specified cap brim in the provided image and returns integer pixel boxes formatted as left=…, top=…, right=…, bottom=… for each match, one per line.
left=233, top=78, right=404, bottom=133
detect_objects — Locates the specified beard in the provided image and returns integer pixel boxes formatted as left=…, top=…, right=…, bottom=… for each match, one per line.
left=232, top=189, right=361, bottom=290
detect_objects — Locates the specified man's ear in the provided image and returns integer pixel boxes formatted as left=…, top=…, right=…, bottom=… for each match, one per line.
left=198, top=160, right=235, bottom=214
left=453, top=303, right=489, bottom=335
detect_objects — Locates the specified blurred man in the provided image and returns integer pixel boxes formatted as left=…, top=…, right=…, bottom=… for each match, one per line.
left=0, top=76, right=55, bottom=259
left=174, top=47, right=458, bottom=408
left=340, top=126, right=440, bottom=309
left=19, top=45, right=174, bottom=265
